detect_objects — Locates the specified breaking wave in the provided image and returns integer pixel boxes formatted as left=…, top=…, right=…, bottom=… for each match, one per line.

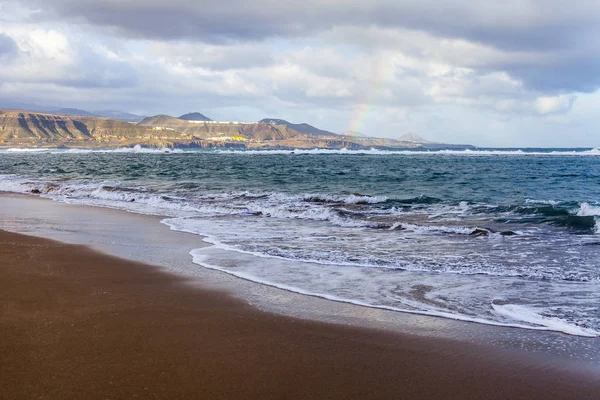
left=214, top=147, right=600, bottom=156
left=2, top=146, right=600, bottom=156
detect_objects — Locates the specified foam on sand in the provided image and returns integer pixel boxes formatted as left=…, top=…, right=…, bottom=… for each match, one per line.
left=189, top=248, right=600, bottom=338
left=492, top=304, right=600, bottom=337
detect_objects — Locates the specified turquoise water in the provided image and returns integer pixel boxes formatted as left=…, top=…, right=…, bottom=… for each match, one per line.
left=1, top=148, right=599, bottom=336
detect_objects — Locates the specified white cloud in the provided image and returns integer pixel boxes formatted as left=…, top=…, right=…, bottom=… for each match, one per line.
left=0, top=26, right=137, bottom=88
left=534, top=95, right=576, bottom=114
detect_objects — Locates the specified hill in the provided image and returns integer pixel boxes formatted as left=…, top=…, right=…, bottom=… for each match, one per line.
left=342, top=131, right=368, bottom=138
left=0, top=110, right=475, bottom=150
left=260, top=118, right=337, bottom=137
left=138, top=115, right=303, bottom=141
left=398, top=133, right=432, bottom=143
left=179, top=112, right=212, bottom=121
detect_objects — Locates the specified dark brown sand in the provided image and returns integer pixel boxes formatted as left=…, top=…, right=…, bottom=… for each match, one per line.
left=1, top=230, right=598, bottom=400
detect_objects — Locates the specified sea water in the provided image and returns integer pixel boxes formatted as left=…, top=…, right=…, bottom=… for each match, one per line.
left=0, top=148, right=599, bottom=337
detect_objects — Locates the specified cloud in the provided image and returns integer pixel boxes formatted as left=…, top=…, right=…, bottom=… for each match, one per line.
left=1, top=0, right=599, bottom=146
left=500, top=55, right=600, bottom=93
left=0, top=27, right=137, bottom=89
left=0, top=33, right=17, bottom=57
left=147, top=42, right=274, bottom=70
left=534, top=94, right=576, bottom=114
left=20, top=0, right=600, bottom=96
left=324, top=25, right=600, bottom=95
left=25, top=1, right=600, bottom=50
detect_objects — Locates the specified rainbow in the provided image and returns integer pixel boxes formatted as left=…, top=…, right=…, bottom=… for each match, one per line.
left=347, top=54, right=394, bottom=134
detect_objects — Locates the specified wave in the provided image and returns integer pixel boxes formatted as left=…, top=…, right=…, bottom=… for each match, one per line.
left=578, top=202, right=600, bottom=217
left=389, top=222, right=505, bottom=236
left=393, top=195, right=442, bottom=205
left=2, top=145, right=184, bottom=154
left=2, top=173, right=597, bottom=234
left=491, top=304, right=599, bottom=337
left=5, top=148, right=51, bottom=152
left=190, top=249, right=599, bottom=337
left=578, top=203, right=600, bottom=234
left=214, top=147, right=600, bottom=156
left=163, top=215, right=600, bottom=285
left=299, top=193, right=388, bottom=204
left=109, top=145, right=184, bottom=154
left=486, top=201, right=599, bottom=234
left=3, top=146, right=600, bottom=156
left=2, top=171, right=599, bottom=337
left=0, top=175, right=201, bottom=217
left=0, top=175, right=386, bottom=228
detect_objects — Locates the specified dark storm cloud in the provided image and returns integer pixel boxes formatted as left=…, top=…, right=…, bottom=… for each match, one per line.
left=23, top=0, right=600, bottom=94
left=502, top=57, right=600, bottom=93
left=27, top=0, right=600, bottom=51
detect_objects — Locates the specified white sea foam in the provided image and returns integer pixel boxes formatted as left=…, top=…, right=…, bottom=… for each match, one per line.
left=525, top=199, right=560, bottom=205
left=2, top=169, right=599, bottom=337
left=0, top=175, right=381, bottom=228
left=110, top=145, right=184, bottom=153
left=492, top=304, right=600, bottom=337
left=214, top=148, right=600, bottom=156
left=577, top=203, right=600, bottom=233
left=5, top=148, right=50, bottom=152
left=0, top=175, right=201, bottom=217
left=577, top=202, right=600, bottom=217
left=3, top=146, right=600, bottom=156
left=298, top=193, right=388, bottom=204
left=396, top=222, right=482, bottom=235
left=2, top=145, right=184, bottom=154
left=189, top=247, right=600, bottom=337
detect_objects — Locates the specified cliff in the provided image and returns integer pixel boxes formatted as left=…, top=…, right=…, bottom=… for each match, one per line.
left=0, top=109, right=473, bottom=150
left=0, top=110, right=178, bottom=147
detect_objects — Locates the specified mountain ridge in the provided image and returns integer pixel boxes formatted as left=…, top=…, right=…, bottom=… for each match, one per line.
left=260, top=118, right=338, bottom=137
left=0, top=102, right=145, bottom=123
left=0, top=109, right=474, bottom=150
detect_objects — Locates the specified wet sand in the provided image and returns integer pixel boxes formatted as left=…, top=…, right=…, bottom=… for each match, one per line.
left=1, top=229, right=599, bottom=399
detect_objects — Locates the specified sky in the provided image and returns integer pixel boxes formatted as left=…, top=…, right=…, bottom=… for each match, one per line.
left=0, top=0, right=599, bottom=147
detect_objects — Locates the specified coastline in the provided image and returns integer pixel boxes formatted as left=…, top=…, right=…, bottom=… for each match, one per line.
left=1, top=193, right=600, bottom=367
left=2, top=228, right=600, bottom=399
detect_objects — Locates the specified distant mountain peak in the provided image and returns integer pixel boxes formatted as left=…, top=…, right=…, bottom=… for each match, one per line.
left=55, top=108, right=97, bottom=117
left=94, top=110, right=146, bottom=123
left=179, top=112, right=212, bottom=121
left=399, top=133, right=431, bottom=143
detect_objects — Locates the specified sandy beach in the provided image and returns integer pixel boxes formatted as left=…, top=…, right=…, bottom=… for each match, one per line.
left=1, top=228, right=599, bottom=399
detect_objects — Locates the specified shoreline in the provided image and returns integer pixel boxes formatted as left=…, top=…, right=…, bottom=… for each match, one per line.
left=1, top=192, right=599, bottom=369
left=2, top=228, right=599, bottom=399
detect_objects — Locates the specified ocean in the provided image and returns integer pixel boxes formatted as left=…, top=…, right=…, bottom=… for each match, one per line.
left=1, top=147, right=599, bottom=337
